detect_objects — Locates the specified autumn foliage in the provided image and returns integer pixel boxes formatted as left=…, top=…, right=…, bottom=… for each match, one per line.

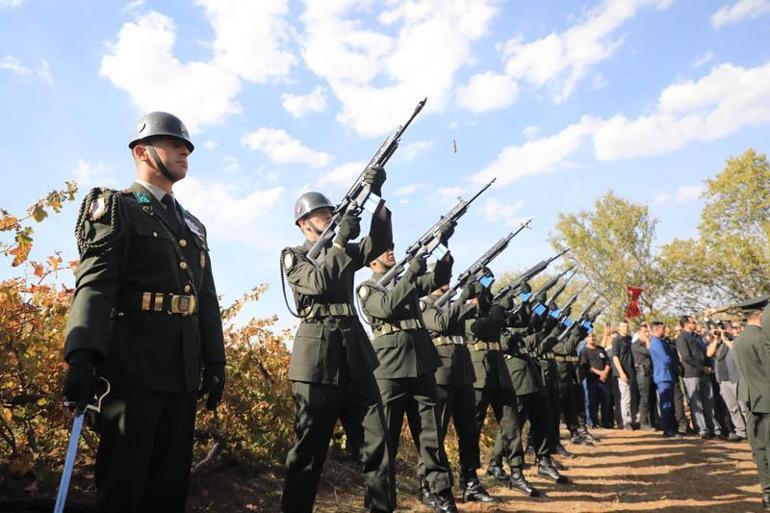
left=0, top=185, right=294, bottom=497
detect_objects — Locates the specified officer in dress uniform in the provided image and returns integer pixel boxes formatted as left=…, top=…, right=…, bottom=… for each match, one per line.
left=357, top=238, right=459, bottom=513
left=62, top=112, right=226, bottom=512
left=417, top=278, right=498, bottom=504
left=732, top=295, right=770, bottom=510
left=279, top=174, right=396, bottom=513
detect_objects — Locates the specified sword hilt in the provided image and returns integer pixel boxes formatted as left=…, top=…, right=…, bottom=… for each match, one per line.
left=63, top=377, right=111, bottom=414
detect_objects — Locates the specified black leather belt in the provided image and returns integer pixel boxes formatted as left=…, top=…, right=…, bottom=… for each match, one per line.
left=118, top=291, right=197, bottom=316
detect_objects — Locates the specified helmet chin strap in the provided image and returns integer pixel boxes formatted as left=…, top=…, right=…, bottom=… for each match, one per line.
left=144, top=144, right=180, bottom=183
left=307, top=218, right=325, bottom=236
left=375, top=257, right=394, bottom=269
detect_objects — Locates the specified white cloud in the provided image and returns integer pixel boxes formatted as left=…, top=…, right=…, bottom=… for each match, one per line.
left=242, top=128, right=332, bottom=168
left=0, top=0, right=24, bottom=8
left=175, top=176, right=284, bottom=245
left=456, top=71, right=518, bottom=113
left=401, top=140, right=434, bottom=160
left=101, top=4, right=294, bottom=131
left=395, top=182, right=424, bottom=196
left=0, top=55, right=54, bottom=84
left=221, top=155, right=239, bottom=173
left=281, top=86, right=328, bottom=118
left=436, top=186, right=463, bottom=204
left=473, top=117, right=599, bottom=186
left=593, top=62, right=770, bottom=160
left=203, top=140, right=217, bottom=151
left=502, top=0, right=673, bottom=103
left=693, top=50, right=714, bottom=68
left=481, top=197, right=526, bottom=227
left=522, top=125, right=540, bottom=140
left=711, top=0, right=770, bottom=29
left=123, top=0, right=144, bottom=13
left=317, top=160, right=366, bottom=189
left=675, top=185, right=703, bottom=203
left=652, top=192, right=670, bottom=205
left=71, top=160, right=117, bottom=189
left=300, top=0, right=498, bottom=136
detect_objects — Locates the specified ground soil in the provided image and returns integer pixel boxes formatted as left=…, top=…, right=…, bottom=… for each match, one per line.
left=1, top=428, right=761, bottom=512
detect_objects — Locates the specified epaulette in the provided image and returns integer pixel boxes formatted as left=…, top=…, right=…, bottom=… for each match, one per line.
left=75, top=187, right=124, bottom=253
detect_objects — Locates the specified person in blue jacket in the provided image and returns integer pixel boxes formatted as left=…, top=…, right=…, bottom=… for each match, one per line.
left=648, top=321, right=683, bottom=438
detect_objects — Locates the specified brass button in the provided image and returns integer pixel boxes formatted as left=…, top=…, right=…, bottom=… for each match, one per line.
left=153, top=232, right=158, bottom=238
left=179, top=261, right=188, bottom=270
left=179, top=239, right=187, bottom=247
left=183, top=284, right=191, bottom=293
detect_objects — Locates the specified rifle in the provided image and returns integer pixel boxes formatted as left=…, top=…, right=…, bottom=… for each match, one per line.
left=555, top=282, right=590, bottom=321
left=307, top=98, right=427, bottom=264
left=377, top=178, right=495, bottom=286
left=546, top=268, right=578, bottom=310
left=493, top=248, right=570, bottom=302
left=557, top=294, right=601, bottom=340
left=525, top=266, right=575, bottom=318
left=435, top=220, right=531, bottom=309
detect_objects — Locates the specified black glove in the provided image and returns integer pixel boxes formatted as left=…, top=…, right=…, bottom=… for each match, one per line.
left=458, top=282, right=475, bottom=303
left=334, top=213, right=361, bottom=246
left=438, top=221, right=456, bottom=246
left=63, top=350, right=96, bottom=412
left=364, top=164, right=386, bottom=196
left=404, top=256, right=427, bottom=281
left=433, top=252, right=453, bottom=287
left=199, top=364, right=226, bottom=410
left=518, top=282, right=532, bottom=296
left=498, top=293, right=515, bottom=311
left=477, top=289, right=491, bottom=313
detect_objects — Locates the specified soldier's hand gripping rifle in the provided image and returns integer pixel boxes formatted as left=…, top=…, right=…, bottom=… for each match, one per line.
left=527, top=265, right=576, bottom=317
left=554, top=282, right=590, bottom=322
left=306, top=98, right=427, bottom=265
left=493, top=248, right=570, bottom=303
left=557, top=294, right=601, bottom=340
left=434, top=220, right=531, bottom=309
left=377, top=178, right=495, bottom=286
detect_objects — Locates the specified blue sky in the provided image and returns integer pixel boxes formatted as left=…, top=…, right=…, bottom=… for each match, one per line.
left=1, top=0, right=769, bottom=329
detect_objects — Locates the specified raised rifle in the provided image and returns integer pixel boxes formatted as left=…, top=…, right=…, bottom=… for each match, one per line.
left=557, top=294, right=601, bottom=340
left=493, top=248, right=570, bottom=302
left=435, top=220, right=531, bottom=309
left=377, top=178, right=495, bottom=286
left=524, top=265, right=575, bottom=318
left=306, top=98, right=427, bottom=265
left=555, top=282, right=590, bottom=322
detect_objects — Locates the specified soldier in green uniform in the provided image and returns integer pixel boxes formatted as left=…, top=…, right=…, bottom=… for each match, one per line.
left=357, top=240, right=459, bottom=513
left=552, top=322, right=589, bottom=445
left=279, top=176, right=396, bottom=513
left=62, top=112, right=226, bottom=513
left=464, top=275, right=540, bottom=497
left=732, top=296, right=770, bottom=510
left=416, top=276, right=498, bottom=504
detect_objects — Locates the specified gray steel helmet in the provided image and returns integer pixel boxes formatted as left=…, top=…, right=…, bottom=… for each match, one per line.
left=294, top=191, right=333, bottom=224
left=129, top=111, right=194, bottom=153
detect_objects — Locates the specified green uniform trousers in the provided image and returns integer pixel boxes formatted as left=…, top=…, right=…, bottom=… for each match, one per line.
left=490, top=389, right=550, bottom=466
left=474, top=388, right=524, bottom=468
left=748, top=412, right=770, bottom=494
left=378, top=375, right=451, bottom=495
left=281, top=376, right=395, bottom=513
left=556, top=363, right=579, bottom=434
left=95, top=389, right=197, bottom=513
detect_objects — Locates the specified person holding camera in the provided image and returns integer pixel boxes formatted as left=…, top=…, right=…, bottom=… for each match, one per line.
left=707, top=322, right=748, bottom=441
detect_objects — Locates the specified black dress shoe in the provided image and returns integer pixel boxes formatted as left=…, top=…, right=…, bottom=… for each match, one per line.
left=419, top=479, right=436, bottom=507
left=556, top=443, right=575, bottom=458
left=538, top=458, right=568, bottom=484
left=700, top=432, right=715, bottom=440
left=728, top=433, right=746, bottom=442
left=663, top=431, right=684, bottom=439
left=509, top=467, right=541, bottom=497
left=486, top=463, right=509, bottom=481
left=462, top=477, right=499, bottom=503
left=433, top=491, right=459, bottom=513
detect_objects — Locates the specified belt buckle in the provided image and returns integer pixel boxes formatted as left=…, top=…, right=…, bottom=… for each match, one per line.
left=170, top=294, right=196, bottom=316
left=323, top=317, right=339, bottom=331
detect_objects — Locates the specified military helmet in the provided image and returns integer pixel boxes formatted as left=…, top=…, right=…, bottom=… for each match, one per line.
left=294, top=192, right=333, bottom=224
left=129, top=111, right=194, bottom=153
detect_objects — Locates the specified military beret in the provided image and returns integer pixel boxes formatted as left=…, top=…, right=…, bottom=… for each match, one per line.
left=734, top=295, right=770, bottom=313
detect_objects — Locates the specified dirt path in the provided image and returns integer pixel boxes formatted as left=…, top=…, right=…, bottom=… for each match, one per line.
left=314, top=428, right=762, bottom=513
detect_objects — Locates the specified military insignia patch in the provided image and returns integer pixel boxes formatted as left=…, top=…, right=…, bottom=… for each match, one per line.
left=185, top=218, right=205, bottom=240
left=133, top=191, right=151, bottom=204
left=88, top=196, right=108, bottom=221
left=283, top=251, right=295, bottom=271
left=358, top=285, right=369, bottom=300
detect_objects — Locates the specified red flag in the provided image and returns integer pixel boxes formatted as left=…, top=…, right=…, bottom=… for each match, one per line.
left=625, top=286, right=644, bottom=319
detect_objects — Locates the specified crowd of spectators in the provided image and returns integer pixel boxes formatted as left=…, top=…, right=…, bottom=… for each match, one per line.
left=578, top=315, right=748, bottom=440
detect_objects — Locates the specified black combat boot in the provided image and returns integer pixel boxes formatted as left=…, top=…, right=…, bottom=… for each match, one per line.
left=419, top=479, right=436, bottom=507
left=461, top=468, right=498, bottom=503
left=555, top=443, right=575, bottom=458
left=509, top=467, right=540, bottom=497
left=433, top=490, right=458, bottom=513
left=538, top=457, right=568, bottom=484
left=579, top=426, right=598, bottom=443
left=485, top=462, right=508, bottom=481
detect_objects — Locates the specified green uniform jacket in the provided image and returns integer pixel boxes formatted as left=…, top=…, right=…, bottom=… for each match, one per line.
left=465, top=304, right=512, bottom=390
left=420, top=294, right=477, bottom=387
left=64, top=184, right=225, bottom=393
left=733, top=324, right=770, bottom=414
left=282, top=210, right=392, bottom=384
left=552, top=329, right=581, bottom=382
left=358, top=270, right=442, bottom=379
left=501, top=327, right=541, bottom=396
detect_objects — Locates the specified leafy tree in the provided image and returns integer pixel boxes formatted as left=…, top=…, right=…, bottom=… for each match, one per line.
left=659, top=149, right=770, bottom=311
